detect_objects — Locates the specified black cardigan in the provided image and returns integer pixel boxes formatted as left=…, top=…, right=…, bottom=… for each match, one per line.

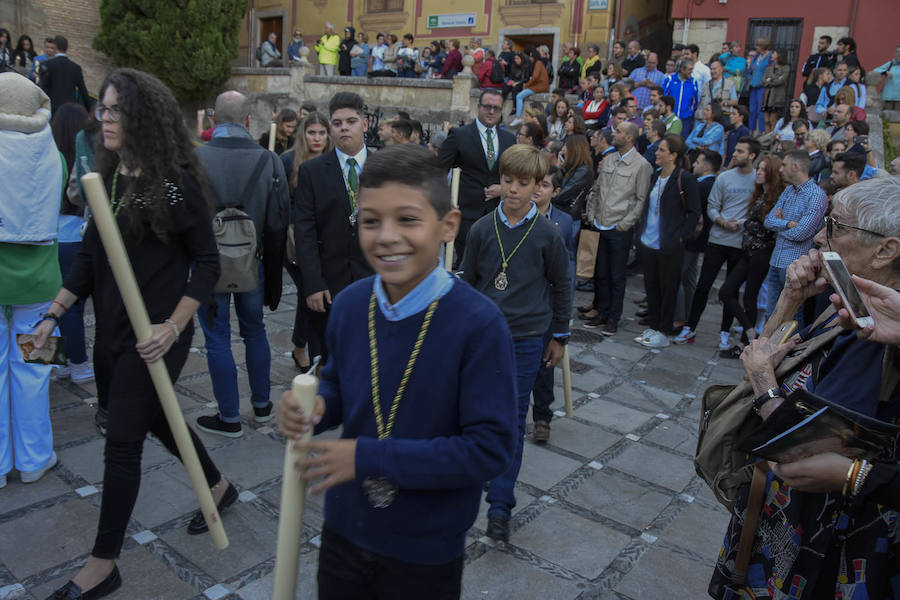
left=638, top=167, right=701, bottom=252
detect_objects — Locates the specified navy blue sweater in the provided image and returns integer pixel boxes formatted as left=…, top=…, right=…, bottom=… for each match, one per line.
left=314, top=276, right=517, bottom=564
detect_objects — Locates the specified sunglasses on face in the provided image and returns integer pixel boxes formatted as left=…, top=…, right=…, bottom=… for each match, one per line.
left=823, top=215, right=885, bottom=250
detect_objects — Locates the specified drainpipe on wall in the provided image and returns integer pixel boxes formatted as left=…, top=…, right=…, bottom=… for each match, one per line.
left=682, top=18, right=690, bottom=46
left=849, top=0, right=858, bottom=36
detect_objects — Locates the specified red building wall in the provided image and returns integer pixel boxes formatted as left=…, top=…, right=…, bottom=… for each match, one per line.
left=670, top=0, right=897, bottom=96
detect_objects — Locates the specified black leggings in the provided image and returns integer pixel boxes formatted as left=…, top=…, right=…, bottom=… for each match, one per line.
left=641, top=244, right=684, bottom=333
left=91, top=338, right=220, bottom=559
left=718, top=249, right=772, bottom=338
left=687, top=243, right=744, bottom=331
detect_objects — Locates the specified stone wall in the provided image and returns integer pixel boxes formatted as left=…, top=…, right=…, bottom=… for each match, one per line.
left=673, top=19, right=729, bottom=63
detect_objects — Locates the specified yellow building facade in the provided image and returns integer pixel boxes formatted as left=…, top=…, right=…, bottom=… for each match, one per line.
left=239, top=0, right=671, bottom=73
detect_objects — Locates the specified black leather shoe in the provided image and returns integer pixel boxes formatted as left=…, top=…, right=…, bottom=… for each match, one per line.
left=187, top=482, right=238, bottom=535
left=486, top=515, right=510, bottom=543
left=47, top=565, right=121, bottom=599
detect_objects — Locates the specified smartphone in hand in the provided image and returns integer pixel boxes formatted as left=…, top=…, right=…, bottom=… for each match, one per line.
left=821, top=251, right=875, bottom=328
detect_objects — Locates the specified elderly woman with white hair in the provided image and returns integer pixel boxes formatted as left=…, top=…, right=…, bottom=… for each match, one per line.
left=709, top=176, right=900, bottom=599
left=0, top=72, right=64, bottom=489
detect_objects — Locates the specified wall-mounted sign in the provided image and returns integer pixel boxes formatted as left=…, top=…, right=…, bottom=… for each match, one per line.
left=427, top=13, right=477, bottom=29
left=588, top=0, right=609, bottom=9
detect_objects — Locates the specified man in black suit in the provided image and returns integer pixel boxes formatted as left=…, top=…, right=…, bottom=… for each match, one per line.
left=295, top=92, right=374, bottom=359
left=39, top=36, right=90, bottom=115
left=439, top=89, right=516, bottom=265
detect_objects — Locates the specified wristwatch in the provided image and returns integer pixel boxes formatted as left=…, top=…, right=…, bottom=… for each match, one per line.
left=752, top=387, right=782, bottom=416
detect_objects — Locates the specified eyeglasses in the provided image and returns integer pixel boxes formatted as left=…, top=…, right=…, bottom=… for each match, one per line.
left=479, top=104, right=502, bottom=112
left=94, top=104, right=122, bottom=123
left=823, top=215, right=885, bottom=250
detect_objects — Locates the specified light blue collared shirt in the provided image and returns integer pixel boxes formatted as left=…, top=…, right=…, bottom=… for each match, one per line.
left=212, top=122, right=252, bottom=139
left=374, top=264, right=455, bottom=322
left=497, top=200, right=538, bottom=228
left=335, top=146, right=368, bottom=183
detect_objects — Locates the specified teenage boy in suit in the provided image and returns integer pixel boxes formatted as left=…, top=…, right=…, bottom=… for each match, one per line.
left=295, top=92, right=374, bottom=360
left=439, top=88, right=516, bottom=265
left=278, top=144, right=517, bottom=599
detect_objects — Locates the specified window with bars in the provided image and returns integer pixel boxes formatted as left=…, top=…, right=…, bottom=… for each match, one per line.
left=367, top=0, right=403, bottom=12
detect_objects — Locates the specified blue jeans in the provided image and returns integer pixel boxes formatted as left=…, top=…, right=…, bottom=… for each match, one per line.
left=531, top=330, right=555, bottom=423
left=515, top=88, right=536, bottom=117
left=351, top=64, right=367, bottom=77
left=764, top=265, right=787, bottom=321
left=592, top=228, right=631, bottom=321
left=198, top=264, right=270, bottom=422
left=680, top=117, right=694, bottom=140
left=58, top=242, right=87, bottom=364
left=749, top=87, right=765, bottom=133
left=486, top=336, right=544, bottom=519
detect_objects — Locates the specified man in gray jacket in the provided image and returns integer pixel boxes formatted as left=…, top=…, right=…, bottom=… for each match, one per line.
left=194, top=91, right=290, bottom=437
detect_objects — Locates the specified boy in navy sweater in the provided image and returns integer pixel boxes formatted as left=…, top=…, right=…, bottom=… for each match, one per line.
left=531, top=166, right=575, bottom=444
left=277, top=144, right=517, bottom=599
left=459, top=144, right=572, bottom=542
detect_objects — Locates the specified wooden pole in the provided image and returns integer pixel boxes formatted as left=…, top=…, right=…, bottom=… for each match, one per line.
left=562, top=346, right=573, bottom=417
left=445, top=167, right=461, bottom=270
left=273, top=373, right=319, bottom=600
left=268, top=122, right=277, bottom=152
left=80, top=173, right=229, bottom=549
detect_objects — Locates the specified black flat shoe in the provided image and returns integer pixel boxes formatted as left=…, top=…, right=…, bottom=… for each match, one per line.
left=47, top=565, right=121, bottom=599
left=187, top=482, right=238, bottom=535
left=486, top=515, right=510, bottom=543
left=291, top=348, right=311, bottom=372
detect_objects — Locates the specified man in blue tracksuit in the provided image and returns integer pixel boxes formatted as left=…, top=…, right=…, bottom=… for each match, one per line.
left=663, top=59, right=699, bottom=138
left=746, top=39, right=772, bottom=135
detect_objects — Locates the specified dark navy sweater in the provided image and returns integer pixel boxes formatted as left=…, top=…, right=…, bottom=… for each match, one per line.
left=314, top=276, right=517, bottom=564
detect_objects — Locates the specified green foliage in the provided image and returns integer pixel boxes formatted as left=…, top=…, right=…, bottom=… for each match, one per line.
left=94, top=0, right=248, bottom=104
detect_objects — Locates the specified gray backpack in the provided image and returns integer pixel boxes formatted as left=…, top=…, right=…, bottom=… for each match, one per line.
left=213, top=152, right=270, bottom=294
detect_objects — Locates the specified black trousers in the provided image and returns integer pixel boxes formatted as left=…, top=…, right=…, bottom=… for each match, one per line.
left=718, top=249, right=771, bottom=337
left=687, top=243, right=744, bottom=332
left=284, top=259, right=322, bottom=358
left=531, top=329, right=554, bottom=423
left=91, top=338, right=220, bottom=558
left=317, top=527, right=463, bottom=600
left=641, top=244, right=684, bottom=333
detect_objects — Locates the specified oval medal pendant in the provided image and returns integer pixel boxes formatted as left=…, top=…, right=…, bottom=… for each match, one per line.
left=362, top=476, right=399, bottom=508
left=494, top=271, right=509, bottom=291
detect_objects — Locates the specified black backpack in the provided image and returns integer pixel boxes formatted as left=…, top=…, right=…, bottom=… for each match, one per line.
left=489, top=59, right=505, bottom=84
left=255, top=46, right=263, bottom=62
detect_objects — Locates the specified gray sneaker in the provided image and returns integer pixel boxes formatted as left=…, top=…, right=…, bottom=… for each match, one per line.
left=21, top=452, right=58, bottom=483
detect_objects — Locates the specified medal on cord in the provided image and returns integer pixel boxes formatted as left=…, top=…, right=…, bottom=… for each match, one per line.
left=362, top=290, right=439, bottom=508
left=492, top=208, right=538, bottom=291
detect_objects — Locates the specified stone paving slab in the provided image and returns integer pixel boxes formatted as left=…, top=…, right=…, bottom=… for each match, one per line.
left=0, top=278, right=742, bottom=599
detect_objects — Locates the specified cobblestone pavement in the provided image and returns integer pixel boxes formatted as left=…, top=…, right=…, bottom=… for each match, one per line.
left=0, top=272, right=748, bottom=599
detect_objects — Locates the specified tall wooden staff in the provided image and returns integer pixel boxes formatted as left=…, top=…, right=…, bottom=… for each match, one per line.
left=273, top=373, right=319, bottom=600
left=80, top=173, right=229, bottom=549
left=267, top=122, right=277, bottom=152
left=562, top=346, right=573, bottom=417
left=445, top=167, right=461, bottom=270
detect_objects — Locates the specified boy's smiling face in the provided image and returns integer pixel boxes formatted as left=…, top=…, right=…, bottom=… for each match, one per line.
left=358, top=183, right=460, bottom=304
left=500, top=174, right=538, bottom=218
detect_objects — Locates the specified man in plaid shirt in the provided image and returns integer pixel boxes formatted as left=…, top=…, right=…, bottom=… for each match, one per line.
left=763, top=150, right=829, bottom=318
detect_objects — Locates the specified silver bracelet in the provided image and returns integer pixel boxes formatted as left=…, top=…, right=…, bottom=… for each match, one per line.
left=164, top=318, right=180, bottom=342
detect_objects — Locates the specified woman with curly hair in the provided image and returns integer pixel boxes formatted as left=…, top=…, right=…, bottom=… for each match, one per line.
left=281, top=111, right=332, bottom=371
left=34, top=68, right=234, bottom=600
left=11, top=34, right=36, bottom=76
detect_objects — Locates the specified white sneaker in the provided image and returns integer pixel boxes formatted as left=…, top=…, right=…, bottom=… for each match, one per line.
left=55, top=362, right=71, bottom=379
left=633, top=329, right=653, bottom=344
left=70, top=360, right=95, bottom=383
left=21, top=452, right=58, bottom=483
left=673, top=326, right=696, bottom=344
left=718, top=330, right=731, bottom=351
left=643, top=330, right=671, bottom=348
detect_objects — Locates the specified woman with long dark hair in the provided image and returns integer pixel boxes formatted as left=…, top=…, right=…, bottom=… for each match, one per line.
left=762, top=49, right=790, bottom=133
left=635, top=134, right=701, bottom=349
left=553, top=133, right=594, bottom=221
left=0, top=29, right=11, bottom=68
left=281, top=111, right=333, bottom=371
left=11, top=34, right=35, bottom=75
left=773, top=98, right=807, bottom=149
left=716, top=155, right=784, bottom=357
left=503, top=52, right=529, bottom=105
left=34, top=69, right=234, bottom=599
left=50, top=103, right=95, bottom=384
left=547, top=98, right=570, bottom=141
